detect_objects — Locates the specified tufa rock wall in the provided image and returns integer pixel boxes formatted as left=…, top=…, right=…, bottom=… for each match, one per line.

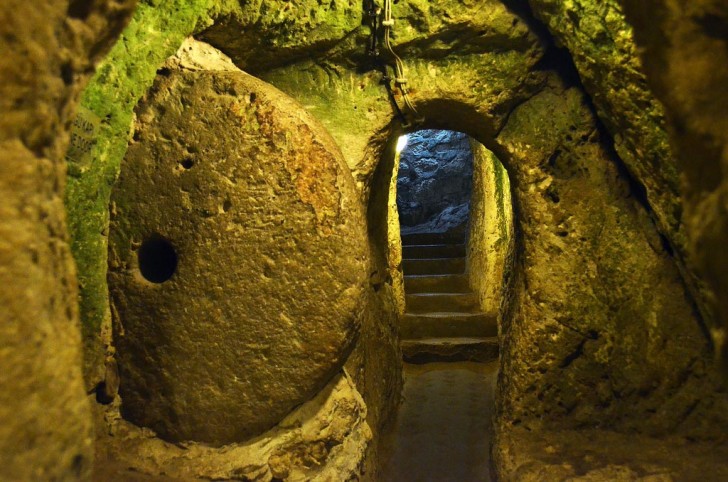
left=467, top=142, right=514, bottom=319
left=526, top=0, right=682, bottom=248
left=231, top=0, right=728, bottom=441
left=396, top=129, right=473, bottom=232
left=526, top=0, right=728, bottom=375
left=616, top=0, right=728, bottom=371
left=0, top=0, right=135, bottom=480
left=493, top=76, right=728, bottom=441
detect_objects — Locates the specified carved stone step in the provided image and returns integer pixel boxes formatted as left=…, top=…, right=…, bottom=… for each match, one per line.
left=401, top=312, right=497, bottom=339
left=401, top=232, right=466, bottom=246
left=406, top=292, right=479, bottom=313
left=402, top=257, right=466, bottom=275
left=404, top=274, right=470, bottom=294
left=401, top=337, right=499, bottom=364
left=402, top=243, right=466, bottom=259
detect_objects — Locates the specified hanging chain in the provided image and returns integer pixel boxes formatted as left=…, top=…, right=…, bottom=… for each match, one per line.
left=366, top=0, right=423, bottom=128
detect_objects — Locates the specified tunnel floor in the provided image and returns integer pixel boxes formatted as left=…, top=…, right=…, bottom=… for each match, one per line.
left=379, top=360, right=498, bottom=482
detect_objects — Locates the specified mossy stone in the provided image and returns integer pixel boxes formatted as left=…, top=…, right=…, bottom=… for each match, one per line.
left=108, top=67, right=368, bottom=445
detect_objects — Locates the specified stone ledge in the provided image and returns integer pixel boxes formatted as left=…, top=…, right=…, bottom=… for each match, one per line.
left=494, top=426, right=728, bottom=481
left=402, top=337, right=499, bottom=364
left=94, top=371, right=371, bottom=482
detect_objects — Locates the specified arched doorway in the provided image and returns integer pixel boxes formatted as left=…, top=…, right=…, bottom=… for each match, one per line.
left=376, top=127, right=514, bottom=481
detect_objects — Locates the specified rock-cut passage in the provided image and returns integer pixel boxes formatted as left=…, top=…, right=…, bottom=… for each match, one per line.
left=379, top=361, right=498, bottom=482
left=400, top=231, right=498, bottom=362
left=380, top=229, right=500, bottom=480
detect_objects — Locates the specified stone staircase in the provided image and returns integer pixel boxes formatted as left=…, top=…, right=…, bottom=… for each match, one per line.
left=400, top=232, right=498, bottom=363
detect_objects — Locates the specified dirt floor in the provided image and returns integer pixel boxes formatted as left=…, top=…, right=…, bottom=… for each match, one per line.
left=379, top=361, right=498, bottom=482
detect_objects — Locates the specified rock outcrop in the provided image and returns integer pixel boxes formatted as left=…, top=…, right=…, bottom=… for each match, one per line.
left=467, top=142, right=514, bottom=319
left=94, top=372, right=372, bottom=481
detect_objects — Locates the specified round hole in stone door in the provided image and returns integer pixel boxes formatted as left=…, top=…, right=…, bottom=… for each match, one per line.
left=138, top=236, right=178, bottom=283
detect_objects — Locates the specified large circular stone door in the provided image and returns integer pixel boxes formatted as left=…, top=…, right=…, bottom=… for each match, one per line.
left=108, top=68, right=368, bottom=445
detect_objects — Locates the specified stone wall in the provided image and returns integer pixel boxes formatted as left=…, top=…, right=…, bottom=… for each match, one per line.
left=467, top=142, right=514, bottom=319
left=0, top=0, right=135, bottom=479
left=493, top=76, right=728, bottom=440
left=526, top=0, right=682, bottom=248
left=526, top=0, right=728, bottom=375
left=397, top=130, right=473, bottom=232
left=616, top=0, right=728, bottom=371
left=359, top=130, right=406, bottom=478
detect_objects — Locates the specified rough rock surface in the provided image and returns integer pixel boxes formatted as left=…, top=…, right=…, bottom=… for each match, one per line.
left=198, top=0, right=363, bottom=75
left=526, top=0, right=682, bottom=248
left=354, top=130, right=406, bottom=480
left=256, top=0, right=547, bottom=183
left=0, top=0, right=135, bottom=480
left=467, top=142, right=514, bottom=318
left=397, top=130, right=473, bottom=231
left=495, top=426, right=728, bottom=481
left=108, top=64, right=368, bottom=445
left=495, top=78, right=728, bottom=441
left=66, top=1, right=543, bottom=409
left=94, top=372, right=372, bottom=481
left=615, top=0, right=728, bottom=370
left=343, top=285, right=403, bottom=479
left=525, top=0, right=728, bottom=382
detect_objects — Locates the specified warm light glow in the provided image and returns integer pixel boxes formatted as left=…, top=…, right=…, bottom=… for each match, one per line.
left=396, top=134, right=409, bottom=153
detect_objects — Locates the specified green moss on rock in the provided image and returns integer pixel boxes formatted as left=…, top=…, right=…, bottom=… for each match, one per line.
left=527, top=0, right=682, bottom=247
left=65, top=0, right=236, bottom=383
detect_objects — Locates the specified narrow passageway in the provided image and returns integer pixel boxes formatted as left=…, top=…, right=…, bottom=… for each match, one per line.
left=381, top=227, right=499, bottom=481
left=380, top=130, right=501, bottom=481
left=379, top=361, right=498, bottom=482
left=400, top=231, right=498, bottom=362
left=8, top=2, right=728, bottom=481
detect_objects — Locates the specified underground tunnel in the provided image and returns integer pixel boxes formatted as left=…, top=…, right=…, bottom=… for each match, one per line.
left=377, top=129, right=511, bottom=481
left=2, top=0, right=728, bottom=481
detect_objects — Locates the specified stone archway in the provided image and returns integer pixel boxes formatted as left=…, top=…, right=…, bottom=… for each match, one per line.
left=356, top=76, right=722, bottom=471
left=367, top=126, right=513, bottom=347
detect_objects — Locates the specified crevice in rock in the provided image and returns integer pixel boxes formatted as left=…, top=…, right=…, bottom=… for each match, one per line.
left=559, top=331, right=598, bottom=369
